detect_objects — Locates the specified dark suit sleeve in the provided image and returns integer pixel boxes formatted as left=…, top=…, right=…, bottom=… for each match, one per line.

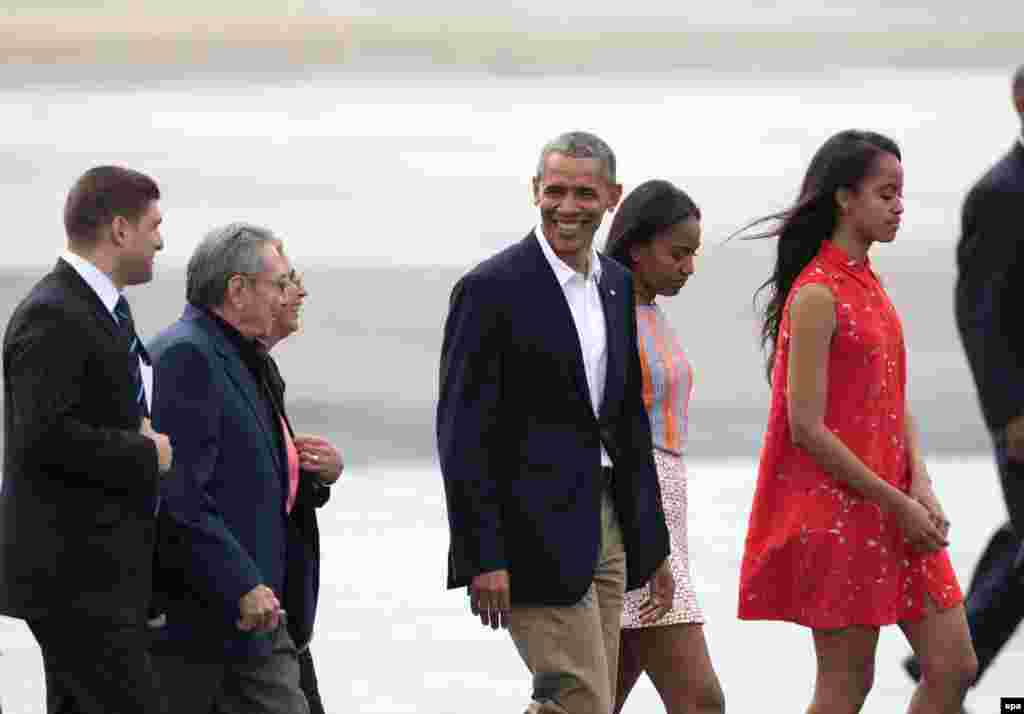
left=617, top=273, right=669, bottom=590
left=957, top=186, right=1024, bottom=432
left=266, top=354, right=331, bottom=510
left=616, top=273, right=658, bottom=482
left=153, top=341, right=263, bottom=619
left=436, top=274, right=507, bottom=582
left=5, top=300, right=158, bottom=499
left=295, top=470, right=331, bottom=510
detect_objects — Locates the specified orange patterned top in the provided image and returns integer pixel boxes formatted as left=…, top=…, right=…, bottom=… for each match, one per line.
left=636, top=303, right=693, bottom=456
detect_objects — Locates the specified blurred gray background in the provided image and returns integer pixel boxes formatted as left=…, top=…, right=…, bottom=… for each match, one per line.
left=1, top=2, right=1023, bottom=711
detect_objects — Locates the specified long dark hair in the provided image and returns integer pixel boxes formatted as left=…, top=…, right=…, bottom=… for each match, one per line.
left=604, top=179, right=701, bottom=268
left=735, top=129, right=901, bottom=381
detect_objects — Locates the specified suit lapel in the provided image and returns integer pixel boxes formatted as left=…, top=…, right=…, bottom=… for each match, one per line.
left=596, top=256, right=622, bottom=419
left=192, top=308, right=284, bottom=475
left=223, top=351, right=282, bottom=474
left=54, top=259, right=119, bottom=342
left=524, top=235, right=593, bottom=413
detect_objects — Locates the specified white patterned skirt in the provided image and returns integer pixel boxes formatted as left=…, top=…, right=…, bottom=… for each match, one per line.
left=622, top=449, right=705, bottom=628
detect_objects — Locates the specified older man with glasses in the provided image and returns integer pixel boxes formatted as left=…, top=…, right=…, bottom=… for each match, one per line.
left=146, top=222, right=310, bottom=714
left=260, top=261, right=344, bottom=714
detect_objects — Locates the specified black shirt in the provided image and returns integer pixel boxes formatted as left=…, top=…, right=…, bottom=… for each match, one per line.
left=201, top=305, right=286, bottom=455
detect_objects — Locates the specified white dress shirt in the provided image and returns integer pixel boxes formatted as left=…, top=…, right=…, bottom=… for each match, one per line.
left=61, top=250, right=152, bottom=412
left=535, top=228, right=612, bottom=467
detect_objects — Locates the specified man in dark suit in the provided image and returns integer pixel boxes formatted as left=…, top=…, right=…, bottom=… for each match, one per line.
left=147, top=223, right=309, bottom=713
left=1, top=166, right=173, bottom=713
left=437, top=131, right=673, bottom=713
left=905, top=64, right=1024, bottom=692
left=261, top=262, right=344, bottom=714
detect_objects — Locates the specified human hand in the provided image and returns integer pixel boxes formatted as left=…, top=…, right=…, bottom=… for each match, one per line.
left=294, top=435, right=343, bottom=484
left=896, top=496, right=948, bottom=553
left=909, top=475, right=950, bottom=540
left=1006, top=415, right=1024, bottom=462
left=638, top=558, right=674, bottom=625
left=237, top=585, right=281, bottom=632
left=470, top=569, right=511, bottom=630
left=140, top=418, right=172, bottom=474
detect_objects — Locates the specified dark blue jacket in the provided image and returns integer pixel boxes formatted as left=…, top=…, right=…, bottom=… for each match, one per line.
left=955, top=140, right=1024, bottom=434
left=149, top=304, right=309, bottom=660
left=437, top=233, right=669, bottom=606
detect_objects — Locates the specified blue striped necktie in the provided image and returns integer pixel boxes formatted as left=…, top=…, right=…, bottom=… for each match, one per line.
left=115, top=295, right=160, bottom=516
left=114, top=295, right=149, bottom=418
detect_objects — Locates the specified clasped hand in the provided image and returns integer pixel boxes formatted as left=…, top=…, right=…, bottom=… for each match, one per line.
left=899, top=475, right=950, bottom=553
left=237, top=584, right=282, bottom=633
left=637, top=558, right=675, bottom=625
left=295, top=434, right=343, bottom=485
left=140, top=417, right=172, bottom=474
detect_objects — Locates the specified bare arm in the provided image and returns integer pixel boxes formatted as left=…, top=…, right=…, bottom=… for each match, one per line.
left=786, top=284, right=946, bottom=552
left=904, top=406, right=928, bottom=485
left=905, top=405, right=950, bottom=537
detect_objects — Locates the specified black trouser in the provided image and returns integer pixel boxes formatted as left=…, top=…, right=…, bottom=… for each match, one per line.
left=150, top=623, right=308, bottom=714
left=28, top=616, right=164, bottom=714
left=299, top=647, right=325, bottom=714
left=961, top=438, right=1024, bottom=683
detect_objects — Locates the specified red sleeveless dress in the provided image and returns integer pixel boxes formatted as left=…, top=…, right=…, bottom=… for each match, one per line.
left=738, top=240, right=963, bottom=629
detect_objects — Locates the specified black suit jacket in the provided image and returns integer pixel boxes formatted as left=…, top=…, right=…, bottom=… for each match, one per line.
left=263, top=352, right=331, bottom=651
left=955, top=140, right=1024, bottom=433
left=0, top=258, right=160, bottom=623
left=437, top=233, right=669, bottom=606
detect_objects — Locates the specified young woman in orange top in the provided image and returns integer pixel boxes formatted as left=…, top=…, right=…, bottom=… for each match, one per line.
left=605, top=180, right=725, bottom=714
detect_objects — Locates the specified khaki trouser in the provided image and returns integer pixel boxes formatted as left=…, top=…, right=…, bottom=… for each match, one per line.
left=508, top=489, right=627, bottom=714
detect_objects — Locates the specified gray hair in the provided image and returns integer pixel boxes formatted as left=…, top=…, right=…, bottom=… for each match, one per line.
left=186, top=222, right=282, bottom=308
left=535, top=131, right=617, bottom=183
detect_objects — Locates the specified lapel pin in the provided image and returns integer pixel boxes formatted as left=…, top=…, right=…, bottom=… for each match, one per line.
left=610, top=289, right=616, bottom=296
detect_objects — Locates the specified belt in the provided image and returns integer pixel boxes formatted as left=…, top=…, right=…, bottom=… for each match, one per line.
left=601, top=466, right=614, bottom=488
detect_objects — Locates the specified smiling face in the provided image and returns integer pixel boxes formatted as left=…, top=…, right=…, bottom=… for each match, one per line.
left=838, top=151, right=905, bottom=246
left=270, top=266, right=307, bottom=344
left=629, top=216, right=702, bottom=303
left=532, top=152, right=622, bottom=272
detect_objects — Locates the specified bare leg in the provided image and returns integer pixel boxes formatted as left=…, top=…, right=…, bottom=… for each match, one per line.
left=900, top=598, right=977, bottom=714
left=617, top=623, right=724, bottom=714
left=808, top=626, right=879, bottom=714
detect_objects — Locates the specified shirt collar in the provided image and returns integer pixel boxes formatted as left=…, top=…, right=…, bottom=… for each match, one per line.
left=61, top=249, right=121, bottom=316
left=534, top=226, right=602, bottom=287
left=203, top=306, right=260, bottom=354
left=818, top=239, right=879, bottom=284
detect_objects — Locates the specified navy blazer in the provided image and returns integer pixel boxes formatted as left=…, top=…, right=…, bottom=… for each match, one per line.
left=437, top=233, right=670, bottom=606
left=149, top=304, right=299, bottom=660
left=955, top=140, right=1024, bottom=433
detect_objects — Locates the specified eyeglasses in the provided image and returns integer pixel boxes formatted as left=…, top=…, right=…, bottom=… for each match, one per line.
left=235, top=272, right=292, bottom=294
